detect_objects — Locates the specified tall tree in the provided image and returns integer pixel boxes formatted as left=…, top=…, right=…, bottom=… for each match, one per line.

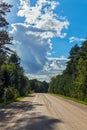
left=64, top=44, right=80, bottom=77
left=0, top=0, right=12, bottom=65
left=48, top=41, right=87, bottom=101
left=0, top=0, right=12, bottom=101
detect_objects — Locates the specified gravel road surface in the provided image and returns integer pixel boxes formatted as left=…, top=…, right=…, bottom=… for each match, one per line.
left=0, top=93, right=87, bottom=130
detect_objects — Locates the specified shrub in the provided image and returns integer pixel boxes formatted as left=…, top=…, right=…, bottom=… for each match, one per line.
left=3, top=87, right=19, bottom=102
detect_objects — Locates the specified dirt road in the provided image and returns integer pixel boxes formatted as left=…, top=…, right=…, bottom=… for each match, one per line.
left=0, top=93, right=87, bottom=130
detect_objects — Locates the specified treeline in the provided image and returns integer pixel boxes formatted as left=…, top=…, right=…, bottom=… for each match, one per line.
left=0, top=1, right=31, bottom=103
left=0, top=52, right=31, bottom=102
left=0, top=1, right=48, bottom=103
left=30, top=79, right=48, bottom=93
left=49, top=41, right=87, bottom=101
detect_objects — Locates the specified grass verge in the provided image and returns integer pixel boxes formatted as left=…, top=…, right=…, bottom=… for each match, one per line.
left=53, top=94, right=87, bottom=105
left=0, top=93, right=34, bottom=108
left=0, top=96, right=24, bottom=108
left=16, top=97, right=24, bottom=101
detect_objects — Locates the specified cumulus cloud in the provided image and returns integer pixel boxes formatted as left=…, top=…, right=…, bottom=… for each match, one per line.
left=11, top=23, right=51, bottom=73
left=69, top=36, right=86, bottom=43
left=11, top=0, right=69, bottom=79
left=17, top=0, right=69, bottom=38
left=26, top=57, right=68, bottom=82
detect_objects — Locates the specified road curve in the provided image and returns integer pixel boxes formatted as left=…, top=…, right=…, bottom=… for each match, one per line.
left=0, top=93, right=87, bottom=130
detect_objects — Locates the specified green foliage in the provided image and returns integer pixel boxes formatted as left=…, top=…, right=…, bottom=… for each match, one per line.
left=17, top=74, right=31, bottom=96
left=0, top=52, right=31, bottom=102
left=30, top=79, right=49, bottom=93
left=0, top=1, right=13, bottom=65
left=8, top=52, right=20, bottom=67
left=49, top=41, right=87, bottom=102
left=3, top=87, right=19, bottom=103
left=0, top=1, right=31, bottom=103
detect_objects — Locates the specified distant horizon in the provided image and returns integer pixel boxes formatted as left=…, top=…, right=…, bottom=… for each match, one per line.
left=5, top=0, right=87, bottom=81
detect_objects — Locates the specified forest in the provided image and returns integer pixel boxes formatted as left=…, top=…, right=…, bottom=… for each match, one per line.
left=49, top=42, right=87, bottom=101
left=0, top=1, right=48, bottom=104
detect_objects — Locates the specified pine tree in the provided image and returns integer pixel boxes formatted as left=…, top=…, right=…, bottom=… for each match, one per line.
left=0, top=0, right=12, bottom=65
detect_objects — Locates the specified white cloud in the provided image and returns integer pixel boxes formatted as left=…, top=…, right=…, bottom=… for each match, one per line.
left=17, top=0, right=69, bottom=38
left=26, top=57, right=68, bottom=82
left=26, top=73, right=50, bottom=82
left=69, top=36, right=86, bottom=43
left=18, top=0, right=60, bottom=24
left=11, top=0, right=69, bottom=80
left=46, top=57, right=68, bottom=72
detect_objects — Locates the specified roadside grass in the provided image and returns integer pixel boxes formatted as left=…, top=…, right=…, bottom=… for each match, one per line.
left=53, top=94, right=87, bottom=105
left=0, top=92, right=34, bottom=108
left=15, top=97, right=24, bottom=101
left=0, top=96, right=24, bottom=108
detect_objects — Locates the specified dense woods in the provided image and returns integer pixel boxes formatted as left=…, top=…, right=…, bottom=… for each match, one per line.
left=49, top=42, right=87, bottom=101
left=30, top=79, right=48, bottom=93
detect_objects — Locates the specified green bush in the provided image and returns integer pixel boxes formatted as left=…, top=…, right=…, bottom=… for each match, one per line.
left=3, top=87, right=19, bottom=102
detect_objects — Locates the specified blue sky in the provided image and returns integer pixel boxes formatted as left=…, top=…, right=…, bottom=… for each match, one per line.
left=5, top=0, right=87, bottom=81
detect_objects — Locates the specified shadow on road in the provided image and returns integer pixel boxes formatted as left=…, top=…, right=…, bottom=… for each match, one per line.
left=0, top=99, right=63, bottom=130
left=14, top=114, right=62, bottom=130
left=0, top=100, right=42, bottom=122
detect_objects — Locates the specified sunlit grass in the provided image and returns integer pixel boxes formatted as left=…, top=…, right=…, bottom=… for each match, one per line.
left=16, top=97, right=24, bottom=101
left=0, top=96, right=24, bottom=108
left=0, top=93, right=34, bottom=108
